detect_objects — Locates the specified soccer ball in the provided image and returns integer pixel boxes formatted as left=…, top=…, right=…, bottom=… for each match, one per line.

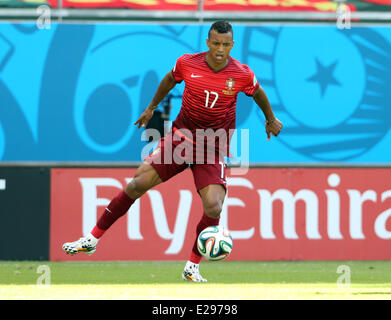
left=197, top=226, right=233, bottom=261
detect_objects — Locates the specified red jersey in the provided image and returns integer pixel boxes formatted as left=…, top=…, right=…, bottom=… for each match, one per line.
left=170, top=51, right=259, bottom=159
left=171, top=51, right=259, bottom=132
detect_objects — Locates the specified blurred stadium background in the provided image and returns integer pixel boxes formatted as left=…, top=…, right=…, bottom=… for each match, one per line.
left=1, top=0, right=391, bottom=300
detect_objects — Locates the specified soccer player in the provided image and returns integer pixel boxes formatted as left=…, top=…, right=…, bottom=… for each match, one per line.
left=62, top=21, right=283, bottom=282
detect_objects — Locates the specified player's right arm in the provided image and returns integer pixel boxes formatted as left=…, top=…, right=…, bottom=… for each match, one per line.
left=134, top=71, right=177, bottom=128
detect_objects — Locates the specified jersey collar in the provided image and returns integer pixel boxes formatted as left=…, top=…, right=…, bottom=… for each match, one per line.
left=204, top=52, right=231, bottom=73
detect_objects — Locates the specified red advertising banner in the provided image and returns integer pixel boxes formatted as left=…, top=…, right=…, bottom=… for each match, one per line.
left=50, top=167, right=391, bottom=261
left=55, top=0, right=354, bottom=12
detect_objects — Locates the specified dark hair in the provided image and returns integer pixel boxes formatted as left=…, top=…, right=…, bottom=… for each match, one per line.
left=208, top=21, right=233, bottom=39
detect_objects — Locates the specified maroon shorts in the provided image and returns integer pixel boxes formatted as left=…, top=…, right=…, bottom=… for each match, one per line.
left=144, top=132, right=227, bottom=192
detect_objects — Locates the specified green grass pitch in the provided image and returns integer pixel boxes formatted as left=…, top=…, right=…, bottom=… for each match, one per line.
left=1, top=261, right=391, bottom=299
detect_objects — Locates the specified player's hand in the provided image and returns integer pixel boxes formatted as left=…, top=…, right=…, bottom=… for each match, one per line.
left=265, top=118, right=283, bottom=141
left=134, top=107, right=155, bottom=129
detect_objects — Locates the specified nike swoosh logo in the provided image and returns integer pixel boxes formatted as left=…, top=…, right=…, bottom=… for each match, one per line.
left=191, top=74, right=203, bottom=78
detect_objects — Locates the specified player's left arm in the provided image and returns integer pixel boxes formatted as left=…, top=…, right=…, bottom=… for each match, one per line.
left=252, top=86, right=283, bottom=141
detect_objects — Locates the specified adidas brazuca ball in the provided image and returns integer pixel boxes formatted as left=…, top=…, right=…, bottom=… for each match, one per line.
left=197, top=226, right=233, bottom=261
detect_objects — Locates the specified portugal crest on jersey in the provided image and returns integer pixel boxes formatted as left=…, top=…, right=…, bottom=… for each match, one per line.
left=223, top=77, right=236, bottom=95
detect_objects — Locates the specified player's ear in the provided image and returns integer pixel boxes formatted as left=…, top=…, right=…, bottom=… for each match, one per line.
left=206, top=37, right=211, bottom=49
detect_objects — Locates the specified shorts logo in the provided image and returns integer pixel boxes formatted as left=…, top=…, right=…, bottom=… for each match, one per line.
left=223, top=77, right=236, bottom=95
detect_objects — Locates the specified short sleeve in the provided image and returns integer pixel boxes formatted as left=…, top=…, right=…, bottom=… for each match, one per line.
left=242, top=68, right=260, bottom=96
left=171, top=55, right=185, bottom=83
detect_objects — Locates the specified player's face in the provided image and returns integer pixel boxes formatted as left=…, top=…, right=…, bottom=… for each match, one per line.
left=207, top=30, right=234, bottom=68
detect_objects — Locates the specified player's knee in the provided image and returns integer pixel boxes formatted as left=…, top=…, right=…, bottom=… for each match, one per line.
left=125, top=177, right=148, bottom=199
left=125, top=163, right=161, bottom=199
left=204, top=200, right=223, bottom=219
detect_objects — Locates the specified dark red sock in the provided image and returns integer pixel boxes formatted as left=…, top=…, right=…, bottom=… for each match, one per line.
left=190, top=214, right=220, bottom=263
left=91, top=190, right=135, bottom=239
